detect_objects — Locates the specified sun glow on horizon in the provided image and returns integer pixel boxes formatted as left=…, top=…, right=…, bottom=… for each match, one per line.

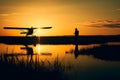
left=34, top=29, right=41, bottom=36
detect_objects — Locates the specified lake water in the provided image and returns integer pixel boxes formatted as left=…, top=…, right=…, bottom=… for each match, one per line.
left=0, top=43, right=120, bottom=80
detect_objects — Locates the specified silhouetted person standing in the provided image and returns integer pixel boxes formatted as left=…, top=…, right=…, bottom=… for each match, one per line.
left=74, top=28, right=79, bottom=44
left=74, top=28, right=79, bottom=37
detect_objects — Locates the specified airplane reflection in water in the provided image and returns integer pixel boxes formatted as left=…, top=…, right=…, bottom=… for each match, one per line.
left=2, top=44, right=52, bottom=62
left=66, top=43, right=120, bottom=61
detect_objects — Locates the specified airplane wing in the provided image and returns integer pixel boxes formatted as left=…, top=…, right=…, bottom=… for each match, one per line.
left=4, top=26, right=52, bottom=30
left=4, top=27, right=37, bottom=29
left=39, top=27, right=52, bottom=29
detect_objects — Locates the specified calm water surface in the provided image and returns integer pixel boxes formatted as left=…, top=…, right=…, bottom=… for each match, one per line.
left=0, top=43, right=120, bottom=80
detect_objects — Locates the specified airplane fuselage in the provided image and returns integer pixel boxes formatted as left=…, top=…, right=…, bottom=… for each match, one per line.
left=27, top=28, right=34, bottom=36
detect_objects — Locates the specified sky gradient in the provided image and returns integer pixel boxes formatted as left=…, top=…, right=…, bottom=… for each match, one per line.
left=0, top=0, right=120, bottom=36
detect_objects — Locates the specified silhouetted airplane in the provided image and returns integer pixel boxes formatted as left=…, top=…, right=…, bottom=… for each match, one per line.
left=4, top=26, right=52, bottom=36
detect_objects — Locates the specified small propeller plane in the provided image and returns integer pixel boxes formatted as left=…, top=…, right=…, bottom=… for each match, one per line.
left=4, top=26, right=52, bottom=36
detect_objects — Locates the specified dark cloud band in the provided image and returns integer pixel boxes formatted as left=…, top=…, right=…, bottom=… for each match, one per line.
left=84, top=20, right=120, bottom=28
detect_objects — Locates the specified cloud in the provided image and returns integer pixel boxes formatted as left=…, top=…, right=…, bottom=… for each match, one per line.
left=0, top=13, right=20, bottom=17
left=0, top=0, right=90, bottom=7
left=83, top=20, right=120, bottom=28
left=116, top=8, right=120, bottom=11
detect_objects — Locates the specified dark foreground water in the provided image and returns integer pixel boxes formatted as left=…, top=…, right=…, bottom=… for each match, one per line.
left=0, top=42, right=120, bottom=80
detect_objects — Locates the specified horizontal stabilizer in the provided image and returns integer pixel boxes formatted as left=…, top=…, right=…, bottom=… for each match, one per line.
left=20, top=32, right=27, bottom=34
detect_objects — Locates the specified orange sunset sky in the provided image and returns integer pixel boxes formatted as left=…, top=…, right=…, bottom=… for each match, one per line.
left=0, top=0, right=120, bottom=36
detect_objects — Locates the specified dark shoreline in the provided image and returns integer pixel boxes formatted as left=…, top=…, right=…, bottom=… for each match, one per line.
left=0, top=35, right=120, bottom=45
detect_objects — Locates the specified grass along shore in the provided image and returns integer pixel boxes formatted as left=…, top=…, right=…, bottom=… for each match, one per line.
left=0, top=54, right=68, bottom=80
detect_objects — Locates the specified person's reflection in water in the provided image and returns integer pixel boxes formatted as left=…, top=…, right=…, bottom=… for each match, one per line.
left=65, top=44, right=79, bottom=59
left=74, top=44, right=79, bottom=59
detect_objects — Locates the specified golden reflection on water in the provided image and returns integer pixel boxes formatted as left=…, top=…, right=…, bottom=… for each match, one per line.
left=0, top=43, right=101, bottom=63
left=1, top=43, right=120, bottom=79
left=0, top=43, right=101, bottom=54
left=0, top=43, right=120, bottom=80
left=35, top=44, right=41, bottom=54
left=0, top=43, right=120, bottom=64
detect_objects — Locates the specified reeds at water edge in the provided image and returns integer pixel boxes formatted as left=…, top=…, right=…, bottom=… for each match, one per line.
left=0, top=53, right=68, bottom=80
